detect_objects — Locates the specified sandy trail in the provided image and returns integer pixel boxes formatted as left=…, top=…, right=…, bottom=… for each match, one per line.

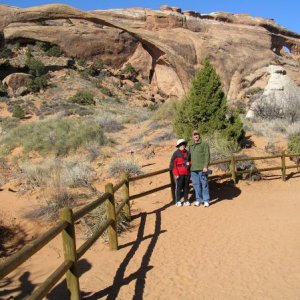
left=2, top=173, right=300, bottom=299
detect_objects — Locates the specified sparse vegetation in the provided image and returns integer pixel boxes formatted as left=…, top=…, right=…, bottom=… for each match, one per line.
left=46, top=45, right=63, bottom=57
left=122, top=63, right=138, bottom=80
left=133, top=82, right=143, bottom=91
left=153, top=98, right=179, bottom=121
left=27, top=74, right=49, bottom=92
left=108, top=157, right=143, bottom=177
left=93, top=113, right=123, bottom=132
left=1, top=117, right=107, bottom=156
left=69, top=91, right=95, bottom=106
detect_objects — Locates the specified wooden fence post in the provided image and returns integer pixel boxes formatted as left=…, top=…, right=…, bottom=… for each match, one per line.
left=60, top=208, right=81, bottom=300
left=105, top=183, right=118, bottom=250
left=123, top=173, right=131, bottom=221
left=169, top=170, right=175, bottom=203
left=281, top=151, right=286, bottom=181
left=231, top=155, right=237, bottom=184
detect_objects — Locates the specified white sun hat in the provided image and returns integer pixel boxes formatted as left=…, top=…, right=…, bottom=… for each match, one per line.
left=176, top=139, right=187, bottom=147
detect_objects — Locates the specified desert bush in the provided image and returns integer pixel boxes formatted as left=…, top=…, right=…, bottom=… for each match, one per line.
left=69, top=91, right=95, bottom=106
left=12, top=105, right=25, bottom=119
left=27, top=74, right=49, bottom=92
left=203, top=132, right=240, bottom=171
left=152, top=131, right=176, bottom=144
left=108, top=157, right=143, bottom=177
left=99, top=86, right=112, bottom=96
left=77, top=58, right=86, bottom=67
left=19, top=159, right=96, bottom=189
left=0, top=117, right=20, bottom=132
left=235, top=154, right=261, bottom=181
left=93, top=113, right=123, bottom=132
left=253, top=98, right=283, bottom=120
left=81, top=203, right=129, bottom=239
left=1, top=118, right=107, bottom=156
left=123, top=63, right=138, bottom=80
left=133, top=82, right=143, bottom=91
left=288, top=133, right=300, bottom=154
left=0, top=82, right=7, bottom=96
left=86, top=143, right=101, bottom=162
left=0, top=47, right=12, bottom=59
left=286, top=121, right=300, bottom=138
left=147, top=103, right=159, bottom=111
left=46, top=45, right=63, bottom=57
left=26, top=57, right=46, bottom=77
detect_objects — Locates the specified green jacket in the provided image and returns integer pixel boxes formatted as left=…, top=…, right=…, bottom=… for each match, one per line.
left=189, top=140, right=210, bottom=171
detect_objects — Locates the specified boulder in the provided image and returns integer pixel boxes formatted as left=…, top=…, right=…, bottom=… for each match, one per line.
left=2, top=73, right=33, bottom=96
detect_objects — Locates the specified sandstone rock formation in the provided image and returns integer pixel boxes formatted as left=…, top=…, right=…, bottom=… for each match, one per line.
left=246, top=65, right=300, bottom=120
left=2, top=72, right=33, bottom=96
left=0, top=4, right=300, bottom=100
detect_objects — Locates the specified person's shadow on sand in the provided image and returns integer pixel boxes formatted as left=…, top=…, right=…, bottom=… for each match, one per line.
left=47, top=259, right=92, bottom=299
left=189, top=179, right=241, bottom=206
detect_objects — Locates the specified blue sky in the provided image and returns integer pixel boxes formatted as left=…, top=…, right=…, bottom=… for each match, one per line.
left=2, top=1, right=300, bottom=34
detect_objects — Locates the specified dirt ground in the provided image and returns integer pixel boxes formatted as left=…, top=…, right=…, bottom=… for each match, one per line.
left=1, top=168, right=300, bottom=300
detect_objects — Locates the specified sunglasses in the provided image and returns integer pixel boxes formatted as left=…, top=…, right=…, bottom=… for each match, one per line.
left=193, top=133, right=199, bottom=136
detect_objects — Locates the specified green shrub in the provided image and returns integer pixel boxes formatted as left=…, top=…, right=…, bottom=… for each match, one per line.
left=123, top=63, right=138, bottom=80
left=0, top=47, right=12, bottom=59
left=69, top=91, right=95, bottom=106
left=134, top=82, right=143, bottom=91
left=26, top=58, right=46, bottom=77
left=36, top=41, right=50, bottom=51
left=77, top=58, right=86, bottom=67
left=46, top=45, right=63, bottom=57
left=174, top=57, right=244, bottom=142
left=288, top=133, right=300, bottom=154
left=0, top=82, right=7, bottom=95
left=12, top=105, right=25, bottom=119
left=27, top=74, right=49, bottom=92
left=99, top=86, right=112, bottom=96
left=1, top=118, right=107, bottom=156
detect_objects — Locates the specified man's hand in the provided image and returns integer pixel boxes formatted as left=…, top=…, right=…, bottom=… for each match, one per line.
left=175, top=175, right=179, bottom=180
left=203, top=167, right=208, bottom=173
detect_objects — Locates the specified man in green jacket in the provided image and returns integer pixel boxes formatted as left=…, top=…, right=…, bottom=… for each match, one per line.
left=189, top=130, right=210, bottom=207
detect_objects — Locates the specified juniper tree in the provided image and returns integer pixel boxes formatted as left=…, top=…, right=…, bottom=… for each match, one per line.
left=174, top=57, right=244, bottom=142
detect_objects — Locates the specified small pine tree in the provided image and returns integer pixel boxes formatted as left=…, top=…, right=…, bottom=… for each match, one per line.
left=174, top=57, right=244, bottom=141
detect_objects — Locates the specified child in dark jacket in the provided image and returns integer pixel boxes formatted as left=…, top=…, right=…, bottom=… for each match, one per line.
left=169, top=139, right=191, bottom=207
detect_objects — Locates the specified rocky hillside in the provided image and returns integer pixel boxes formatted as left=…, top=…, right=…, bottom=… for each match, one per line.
left=1, top=4, right=300, bottom=103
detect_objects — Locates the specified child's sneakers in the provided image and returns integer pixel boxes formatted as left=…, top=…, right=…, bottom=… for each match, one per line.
left=183, top=201, right=191, bottom=206
left=194, top=201, right=200, bottom=207
left=176, top=201, right=182, bottom=207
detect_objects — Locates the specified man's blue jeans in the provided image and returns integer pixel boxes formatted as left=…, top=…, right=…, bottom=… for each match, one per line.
left=191, top=171, right=210, bottom=203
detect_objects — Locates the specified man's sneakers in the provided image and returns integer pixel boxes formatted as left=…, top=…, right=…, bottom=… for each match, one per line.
left=183, top=201, right=191, bottom=206
left=194, top=201, right=210, bottom=207
left=176, top=201, right=182, bottom=207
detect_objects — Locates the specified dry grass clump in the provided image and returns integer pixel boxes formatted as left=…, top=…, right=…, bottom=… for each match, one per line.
left=108, top=157, right=143, bottom=177
left=81, top=204, right=129, bottom=240
left=21, top=158, right=96, bottom=220
left=93, top=112, right=124, bottom=133
left=203, top=132, right=240, bottom=171
left=152, top=98, right=179, bottom=121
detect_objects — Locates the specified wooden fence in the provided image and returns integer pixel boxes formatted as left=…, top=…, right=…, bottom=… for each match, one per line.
left=0, top=152, right=299, bottom=299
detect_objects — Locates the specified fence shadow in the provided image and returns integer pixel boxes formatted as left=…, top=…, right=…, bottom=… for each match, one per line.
left=82, top=200, right=173, bottom=300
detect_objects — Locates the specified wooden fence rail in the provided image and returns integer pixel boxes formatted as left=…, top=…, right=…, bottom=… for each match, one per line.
left=1, top=152, right=300, bottom=299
